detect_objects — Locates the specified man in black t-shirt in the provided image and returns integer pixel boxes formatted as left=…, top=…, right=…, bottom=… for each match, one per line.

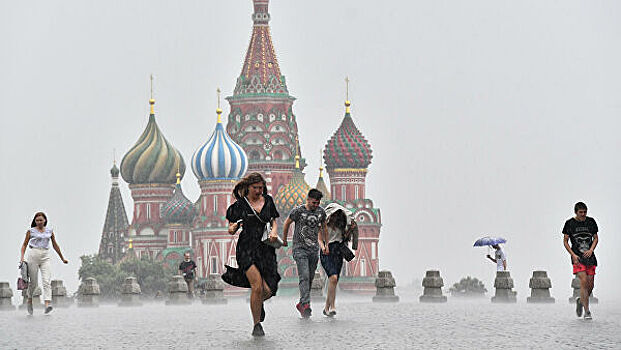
left=179, top=252, right=197, bottom=298
left=562, top=202, right=599, bottom=320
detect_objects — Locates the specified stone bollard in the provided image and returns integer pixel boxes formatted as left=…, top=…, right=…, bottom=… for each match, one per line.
left=51, top=280, right=71, bottom=307
left=119, top=277, right=142, bottom=307
left=491, top=271, right=517, bottom=303
left=310, top=271, right=325, bottom=301
left=201, top=276, right=227, bottom=305
left=78, top=277, right=100, bottom=307
left=527, top=271, right=555, bottom=303
left=568, top=276, right=598, bottom=304
left=20, top=287, right=43, bottom=309
left=373, top=270, right=399, bottom=302
left=419, top=270, right=447, bottom=303
left=0, top=282, right=15, bottom=310
left=166, top=275, right=191, bottom=305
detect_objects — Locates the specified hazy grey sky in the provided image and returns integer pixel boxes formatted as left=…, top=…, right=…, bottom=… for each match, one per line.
left=1, top=1, right=620, bottom=299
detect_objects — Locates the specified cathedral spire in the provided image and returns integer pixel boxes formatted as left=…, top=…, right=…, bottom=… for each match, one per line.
left=252, top=0, right=270, bottom=26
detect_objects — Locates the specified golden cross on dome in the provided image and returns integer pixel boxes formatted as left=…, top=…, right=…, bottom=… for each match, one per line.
left=150, top=74, right=154, bottom=100
left=149, top=74, right=155, bottom=115
left=216, top=88, right=223, bottom=123
left=294, top=136, right=300, bottom=169
left=217, top=88, right=221, bottom=109
left=345, top=76, right=350, bottom=101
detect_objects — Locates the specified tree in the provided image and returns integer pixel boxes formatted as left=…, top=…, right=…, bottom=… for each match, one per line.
left=78, top=254, right=175, bottom=299
left=78, top=255, right=128, bottom=299
left=449, top=276, right=487, bottom=297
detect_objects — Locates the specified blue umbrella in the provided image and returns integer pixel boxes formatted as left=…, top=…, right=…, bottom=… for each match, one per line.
left=473, top=236, right=507, bottom=247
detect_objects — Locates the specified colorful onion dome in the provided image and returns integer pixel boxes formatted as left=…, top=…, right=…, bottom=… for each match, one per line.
left=161, top=173, right=197, bottom=225
left=120, top=98, right=186, bottom=184
left=275, top=155, right=311, bottom=215
left=324, top=100, right=373, bottom=169
left=191, top=106, right=248, bottom=181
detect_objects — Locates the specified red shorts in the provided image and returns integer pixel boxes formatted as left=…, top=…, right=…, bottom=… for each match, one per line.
left=573, top=263, right=596, bottom=276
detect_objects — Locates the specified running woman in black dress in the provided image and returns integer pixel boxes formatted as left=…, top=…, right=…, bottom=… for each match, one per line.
left=224, top=172, right=281, bottom=336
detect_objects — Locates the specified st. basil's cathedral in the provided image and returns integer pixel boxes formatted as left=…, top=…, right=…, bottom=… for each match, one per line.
left=98, top=0, right=381, bottom=293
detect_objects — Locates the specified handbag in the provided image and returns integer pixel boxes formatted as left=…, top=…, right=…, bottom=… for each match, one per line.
left=17, top=277, right=28, bottom=290
left=17, top=261, right=29, bottom=290
left=244, top=197, right=283, bottom=248
left=338, top=242, right=355, bottom=262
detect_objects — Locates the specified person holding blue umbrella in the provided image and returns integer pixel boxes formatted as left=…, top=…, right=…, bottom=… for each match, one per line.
left=486, top=244, right=507, bottom=271
left=473, top=237, right=507, bottom=271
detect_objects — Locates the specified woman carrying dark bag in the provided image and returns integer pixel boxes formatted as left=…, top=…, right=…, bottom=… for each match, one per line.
left=222, top=172, right=281, bottom=337
left=320, top=203, right=358, bottom=317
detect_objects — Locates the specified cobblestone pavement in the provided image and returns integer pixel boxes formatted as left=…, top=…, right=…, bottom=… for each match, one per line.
left=1, top=294, right=619, bottom=349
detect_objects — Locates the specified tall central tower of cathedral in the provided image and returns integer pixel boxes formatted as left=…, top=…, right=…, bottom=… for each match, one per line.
left=226, top=0, right=303, bottom=196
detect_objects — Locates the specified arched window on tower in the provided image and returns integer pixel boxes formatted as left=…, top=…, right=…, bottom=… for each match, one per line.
left=273, top=150, right=283, bottom=160
left=213, top=195, right=218, bottom=214
left=250, top=150, right=261, bottom=160
left=341, top=185, right=346, bottom=201
left=360, top=258, right=366, bottom=277
left=355, top=185, right=359, bottom=200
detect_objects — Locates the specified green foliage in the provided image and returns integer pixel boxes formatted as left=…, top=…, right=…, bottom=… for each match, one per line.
left=78, top=255, right=128, bottom=299
left=449, top=276, right=487, bottom=296
left=78, top=254, right=175, bottom=299
left=119, top=255, right=175, bottom=296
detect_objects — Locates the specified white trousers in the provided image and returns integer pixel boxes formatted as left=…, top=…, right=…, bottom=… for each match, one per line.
left=27, top=247, right=52, bottom=301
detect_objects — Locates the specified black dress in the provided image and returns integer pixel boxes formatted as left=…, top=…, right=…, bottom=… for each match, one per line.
left=222, top=194, right=281, bottom=296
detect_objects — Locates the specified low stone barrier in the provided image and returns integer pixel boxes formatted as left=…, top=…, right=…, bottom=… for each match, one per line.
left=119, top=277, right=142, bottom=307
left=0, top=282, right=15, bottom=311
left=78, top=277, right=100, bottom=307
left=419, top=270, right=447, bottom=303
left=201, top=276, right=227, bottom=305
left=51, top=280, right=71, bottom=307
left=166, top=275, right=191, bottom=305
left=373, top=270, right=399, bottom=302
left=568, top=276, right=598, bottom=304
left=527, top=271, right=555, bottom=303
left=491, top=271, right=517, bottom=303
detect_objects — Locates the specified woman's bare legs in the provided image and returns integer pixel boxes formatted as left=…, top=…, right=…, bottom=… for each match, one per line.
left=325, top=275, right=338, bottom=312
left=245, top=265, right=272, bottom=325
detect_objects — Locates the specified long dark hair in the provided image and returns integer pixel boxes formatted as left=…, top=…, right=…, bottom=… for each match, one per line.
left=31, top=212, right=48, bottom=228
left=232, top=172, right=268, bottom=200
left=328, top=210, right=347, bottom=231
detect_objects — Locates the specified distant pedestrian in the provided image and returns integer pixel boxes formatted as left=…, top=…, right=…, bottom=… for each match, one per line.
left=282, top=188, right=328, bottom=318
left=19, top=212, right=68, bottom=315
left=563, top=202, right=599, bottom=320
left=223, top=172, right=281, bottom=337
left=179, top=252, right=197, bottom=298
left=320, top=203, right=358, bottom=317
left=486, top=244, right=507, bottom=271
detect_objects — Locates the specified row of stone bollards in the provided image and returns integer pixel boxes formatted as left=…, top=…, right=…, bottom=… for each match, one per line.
left=371, top=270, right=597, bottom=304
left=0, top=275, right=228, bottom=309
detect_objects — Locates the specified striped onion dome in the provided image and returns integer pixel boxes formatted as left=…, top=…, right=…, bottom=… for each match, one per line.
left=275, top=156, right=311, bottom=215
left=161, top=173, right=197, bottom=224
left=120, top=99, right=185, bottom=184
left=191, top=108, right=248, bottom=181
left=324, top=100, right=373, bottom=169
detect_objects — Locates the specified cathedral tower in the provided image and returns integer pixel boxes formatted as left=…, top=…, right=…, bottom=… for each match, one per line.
left=226, top=0, right=303, bottom=196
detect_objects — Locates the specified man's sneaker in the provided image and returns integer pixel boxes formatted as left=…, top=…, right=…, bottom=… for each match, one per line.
left=252, top=323, right=265, bottom=337
left=584, top=311, right=592, bottom=320
left=303, top=304, right=312, bottom=318
left=260, top=305, right=265, bottom=322
left=27, top=302, right=33, bottom=316
left=296, top=302, right=305, bottom=317
left=575, top=297, right=583, bottom=317
left=44, top=306, right=53, bottom=315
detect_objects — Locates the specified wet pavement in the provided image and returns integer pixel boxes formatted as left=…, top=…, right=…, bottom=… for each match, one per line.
left=1, top=294, right=619, bottom=349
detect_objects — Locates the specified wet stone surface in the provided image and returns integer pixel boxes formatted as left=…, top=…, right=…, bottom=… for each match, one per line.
left=0, top=294, right=619, bottom=349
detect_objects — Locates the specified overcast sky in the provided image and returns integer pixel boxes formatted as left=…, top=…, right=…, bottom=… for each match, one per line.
left=1, top=0, right=620, bottom=300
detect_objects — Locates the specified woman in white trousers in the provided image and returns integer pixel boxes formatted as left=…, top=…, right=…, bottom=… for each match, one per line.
left=20, top=212, right=68, bottom=315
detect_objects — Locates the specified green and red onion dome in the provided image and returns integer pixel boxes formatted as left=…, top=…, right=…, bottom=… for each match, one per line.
left=323, top=100, right=372, bottom=169
left=161, top=175, right=197, bottom=225
left=120, top=99, right=186, bottom=184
